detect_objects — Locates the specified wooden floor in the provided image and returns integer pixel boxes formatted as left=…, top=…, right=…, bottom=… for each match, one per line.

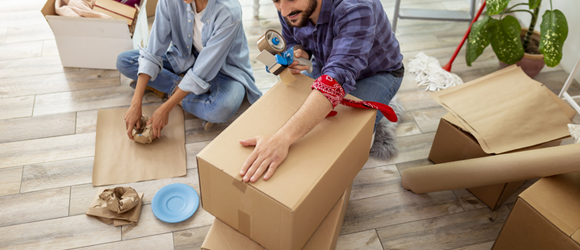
left=1, top=0, right=579, bottom=249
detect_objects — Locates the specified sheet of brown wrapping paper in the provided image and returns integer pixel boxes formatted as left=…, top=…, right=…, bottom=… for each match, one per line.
left=431, top=66, right=571, bottom=154
left=401, top=143, right=580, bottom=194
left=93, top=105, right=186, bottom=186
left=86, top=187, right=144, bottom=226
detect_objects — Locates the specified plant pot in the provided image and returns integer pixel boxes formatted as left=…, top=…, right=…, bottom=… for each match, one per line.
left=499, top=29, right=545, bottom=78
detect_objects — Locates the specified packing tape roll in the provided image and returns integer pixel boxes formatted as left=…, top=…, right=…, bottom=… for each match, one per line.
left=401, top=143, right=580, bottom=194
left=257, top=29, right=286, bottom=54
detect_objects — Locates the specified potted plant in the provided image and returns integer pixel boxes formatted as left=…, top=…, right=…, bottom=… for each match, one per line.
left=466, top=0, right=568, bottom=77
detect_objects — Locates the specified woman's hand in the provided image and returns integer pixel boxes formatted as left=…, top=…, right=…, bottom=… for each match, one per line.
left=148, top=104, right=172, bottom=139
left=124, top=104, right=142, bottom=140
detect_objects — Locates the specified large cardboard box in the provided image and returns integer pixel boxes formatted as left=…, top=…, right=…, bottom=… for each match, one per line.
left=492, top=172, right=580, bottom=250
left=428, top=87, right=576, bottom=210
left=196, top=75, right=375, bottom=250
left=201, top=185, right=351, bottom=250
left=41, top=0, right=150, bottom=69
left=146, top=0, right=158, bottom=17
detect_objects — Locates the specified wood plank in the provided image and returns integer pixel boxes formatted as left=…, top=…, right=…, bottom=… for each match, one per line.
left=0, top=70, right=120, bottom=98
left=453, top=189, right=488, bottom=212
left=376, top=206, right=510, bottom=250
left=351, top=165, right=404, bottom=201
left=389, top=132, right=435, bottom=165
left=340, top=190, right=463, bottom=235
left=0, top=187, right=69, bottom=227
left=76, top=110, right=99, bottom=134
left=0, top=95, right=34, bottom=120
left=33, top=86, right=135, bottom=116
left=20, top=157, right=94, bottom=193
left=186, top=141, right=210, bottom=169
left=41, top=39, right=58, bottom=57
left=396, top=90, right=441, bottom=111
left=396, top=159, right=433, bottom=172
left=451, top=241, right=495, bottom=250
left=4, top=24, right=54, bottom=43
left=0, top=133, right=95, bottom=169
left=69, top=169, right=199, bottom=216
left=0, top=56, right=64, bottom=79
left=0, top=167, right=22, bottom=197
left=0, top=0, right=47, bottom=14
left=76, top=233, right=174, bottom=250
left=395, top=112, right=422, bottom=137
left=173, top=226, right=212, bottom=250
left=0, top=112, right=76, bottom=143
left=0, top=27, right=6, bottom=43
left=336, top=230, right=383, bottom=250
left=185, top=113, right=241, bottom=144
left=0, top=214, right=121, bottom=250
left=412, top=107, right=449, bottom=133
left=0, top=11, right=46, bottom=29
left=121, top=204, right=215, bottom=240
left=0, top=41, right=42, bottom=61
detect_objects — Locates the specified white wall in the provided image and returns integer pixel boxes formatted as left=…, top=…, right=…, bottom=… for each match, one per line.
left=510, top=0, right=580, bottom=82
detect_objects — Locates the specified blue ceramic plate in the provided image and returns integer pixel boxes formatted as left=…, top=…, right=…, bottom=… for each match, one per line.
left=151, top=183, right=199, bottom=223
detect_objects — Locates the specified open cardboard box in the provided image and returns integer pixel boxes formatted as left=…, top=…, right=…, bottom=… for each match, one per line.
left=41, top=0, right=149, bottom=69
left=196, top=74, right=375, bottom=250
left=201, top=185, right=351, bottom=250
left=146, top=0, right=158, bottom=17
left=428, top=89, right=576, bottom=210
left=492, top=172, right=580, bottom=250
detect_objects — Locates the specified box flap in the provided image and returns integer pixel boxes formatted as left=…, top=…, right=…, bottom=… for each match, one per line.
left=520, top=172, right=580, bottom=238
left=432, top=66, right=571, bottom=154
left=197, top=74, right=373, bottom=210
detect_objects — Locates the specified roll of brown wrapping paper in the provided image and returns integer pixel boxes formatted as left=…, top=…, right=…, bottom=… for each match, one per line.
left=401, top=143, right=580, bottom=194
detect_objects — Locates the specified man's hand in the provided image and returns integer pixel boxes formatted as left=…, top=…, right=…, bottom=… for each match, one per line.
left=239, top=134, right=291, bottom=183
left=124, top=104, right=142, bottom=140
left=148, top=104, right=172, bottom=139
left=288, top=49, right=310, bottom=74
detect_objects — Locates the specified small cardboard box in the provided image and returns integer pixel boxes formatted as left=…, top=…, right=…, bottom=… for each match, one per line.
left=146, top=0, right=158, bottom=17
left=492, top=172, right=580, bottom=250
left=41, top=0, right=150, bottom=69
left=94, top=0, right=138, bottom=26
left=196, top=74, right=375, bottom=250
left=201, top=185, right=351, bottom=250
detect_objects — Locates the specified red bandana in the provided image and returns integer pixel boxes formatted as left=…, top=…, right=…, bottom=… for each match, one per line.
left=312, top=75, right=398, bottom=122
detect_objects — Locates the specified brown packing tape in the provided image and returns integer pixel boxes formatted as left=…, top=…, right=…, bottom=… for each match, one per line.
left=401, top=143, right=580, bottom=194
left=257, top=30, right=285, bottom=54
left=232, top=176, right=247, bottom=193
left=238, top=210, right=251, bottom=236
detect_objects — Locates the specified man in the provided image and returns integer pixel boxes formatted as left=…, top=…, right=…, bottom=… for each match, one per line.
left=239, top=0, right=404, bottom=183
left=117, top=0, right=261, bottom=140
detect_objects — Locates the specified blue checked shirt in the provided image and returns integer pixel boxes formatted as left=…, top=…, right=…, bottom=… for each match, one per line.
left=279, top=0, right=403, bottom=94
left=138, top=0, right=261, bottom=103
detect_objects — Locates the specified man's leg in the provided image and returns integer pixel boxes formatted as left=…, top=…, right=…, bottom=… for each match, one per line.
left=177, top=72, right=246, bottom=124
left=116, top=50, right=182, bottom=95
left=348, top=73, right=403, bottom=128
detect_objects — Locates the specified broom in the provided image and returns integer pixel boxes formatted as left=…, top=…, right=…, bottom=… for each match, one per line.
left=408, top=1, right=487, bottom=91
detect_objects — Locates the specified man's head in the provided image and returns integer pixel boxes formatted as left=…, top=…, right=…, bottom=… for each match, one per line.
left=274, top=0, right=320, bottom=27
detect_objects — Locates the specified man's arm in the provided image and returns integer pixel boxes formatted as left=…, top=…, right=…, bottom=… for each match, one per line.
left=239, top=89, right=332, bottom=183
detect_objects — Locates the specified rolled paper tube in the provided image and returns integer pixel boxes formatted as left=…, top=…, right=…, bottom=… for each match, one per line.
left=401, top=143, right=580, bottom=194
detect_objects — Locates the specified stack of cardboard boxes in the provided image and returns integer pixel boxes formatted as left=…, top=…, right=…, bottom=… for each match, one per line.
left=196, top=74, right=376, bottom=249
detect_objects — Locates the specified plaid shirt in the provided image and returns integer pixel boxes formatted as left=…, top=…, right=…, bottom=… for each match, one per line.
left=279, top=0, right=403, bottom=94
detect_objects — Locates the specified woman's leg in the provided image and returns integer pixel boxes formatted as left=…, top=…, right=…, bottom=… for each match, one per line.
left=178, top=72, right=246, bottom=124
left=116, top=50, right=183, bottom=95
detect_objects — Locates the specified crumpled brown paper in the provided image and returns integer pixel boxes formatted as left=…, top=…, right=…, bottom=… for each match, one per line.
left=132, top=116, right=154, bottom=144
left=86, top=187, right=144, bottom=226
left=99, top=187, right=141, bottom=213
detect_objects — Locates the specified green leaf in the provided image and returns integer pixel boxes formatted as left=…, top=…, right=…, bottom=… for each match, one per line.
left=486, top=0, right=511, bottom=16
left=466, top=16, right=491, bottom=66
left=528, top=0, right=541, bottom=9
left=539, top=10, right=568, bottom=67
left=488, top=16, right=524, bottom=65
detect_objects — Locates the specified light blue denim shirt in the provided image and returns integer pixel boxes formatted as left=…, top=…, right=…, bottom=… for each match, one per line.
left=138, top=0, right=262, bottom=103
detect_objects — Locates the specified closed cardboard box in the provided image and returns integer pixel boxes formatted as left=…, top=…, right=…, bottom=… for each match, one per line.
left=196, top=75, right=375, bottom=250
left=492, top=172, right=580, bottom=250
left=41, top=0, right=149, bottom=69
left=201, top=185, right=351, bottom=250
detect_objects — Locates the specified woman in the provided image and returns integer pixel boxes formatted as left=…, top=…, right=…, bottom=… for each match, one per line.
left=117, top=0, right=261, bottom=139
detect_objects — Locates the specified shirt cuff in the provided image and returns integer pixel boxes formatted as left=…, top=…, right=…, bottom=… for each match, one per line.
left=322, top=67, right=356, bottom=95
left=178, top=70, right=210, bottom=95
left=137, top=48, right=162, bottom=81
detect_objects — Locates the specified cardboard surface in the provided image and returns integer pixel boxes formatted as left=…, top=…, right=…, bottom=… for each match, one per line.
left=432, top=65, right=572, bottom=154
left=41, top=0, right=149, bottom=69
left=492, top=173, right=580, bottom=249
left=146, top=0, right=158, bottom=17
left=93, top=105, right=186, bottom=186
left=197, top=74, right=375, bottom=250
left=94, top=0, right=137, bottom=25
left=201, top=186, right=351, bottom=250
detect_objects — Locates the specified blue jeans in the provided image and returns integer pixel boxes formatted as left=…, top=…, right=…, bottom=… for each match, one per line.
left=304, top=67, right=403, bottom=129
left=116, top=50, right=245, bottom=124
